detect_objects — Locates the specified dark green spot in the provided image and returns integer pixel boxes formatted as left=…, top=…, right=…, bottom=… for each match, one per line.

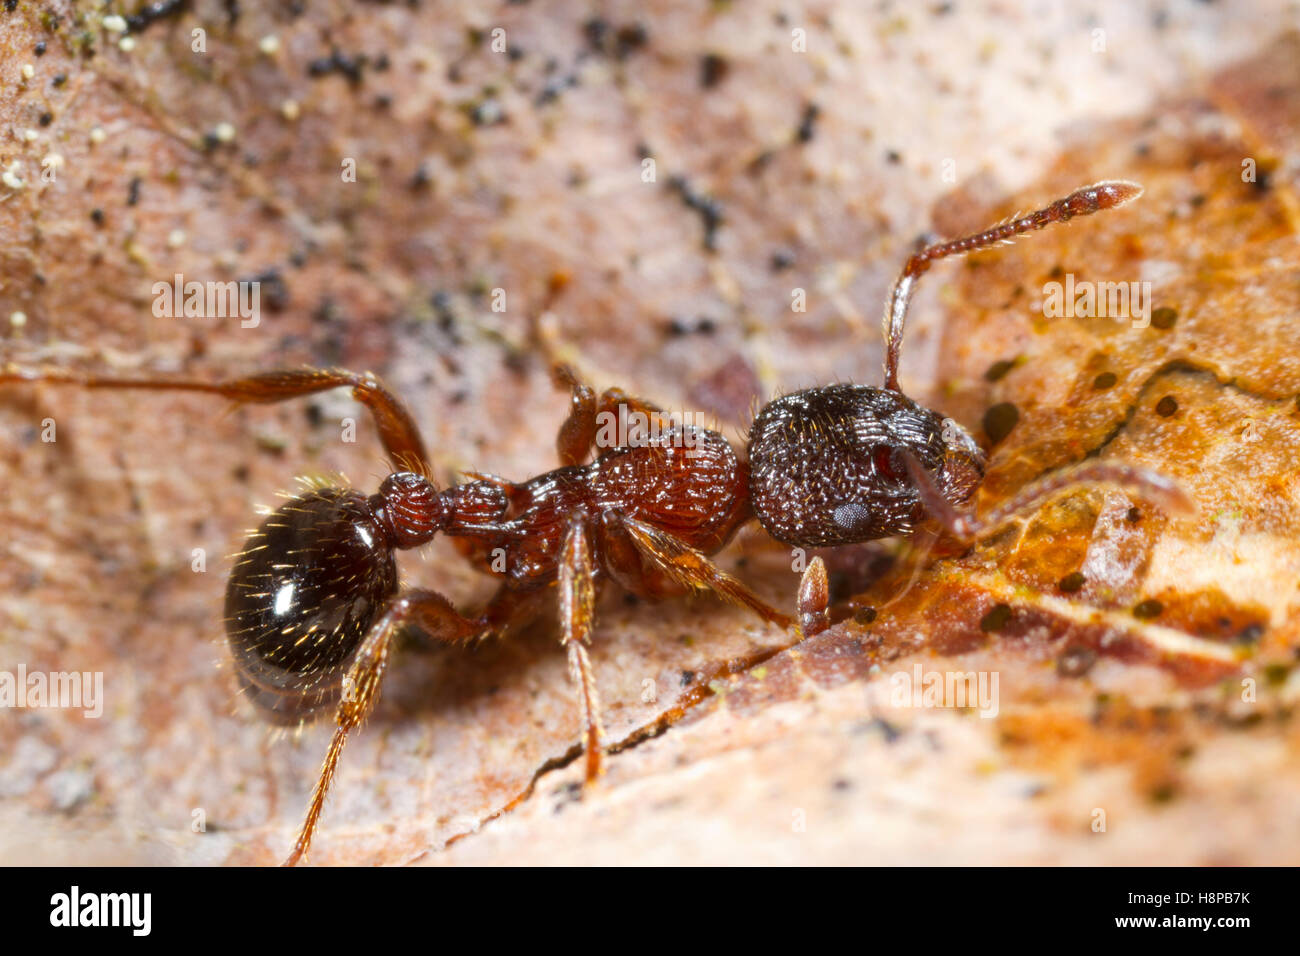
left=1058, top=571, right=1086, bottom=593
left=1151, top=306, right=1178, bottom=329
left=1093, top=371, right=1118, bottom=390
left=984, top=357, right=1017, bottom=382
left=983, top=402, right=1019, bottom=444
left=1264, top=663, right=1290, bottom=687
left=1150, top=782, right=1177, bottom=804
left=1133, top=598, right=1164, bottom=620
left=980, top=603, right=1012, bottom=633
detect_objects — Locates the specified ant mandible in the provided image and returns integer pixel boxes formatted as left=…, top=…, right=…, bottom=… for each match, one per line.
left=0, top=180, right=1184, bottom=865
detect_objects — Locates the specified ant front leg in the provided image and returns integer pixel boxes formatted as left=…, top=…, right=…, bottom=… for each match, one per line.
left=797, top=556, right=832, bottom=638
left=551, top=364, right=675, bottom=466
left=900, top=451, right=1195, bottom=546
left=0, top=365, right=432, bottom=476
left=553, top=365, right=599, bottom=467
left=615, top=515, right=794, bottom=631
left=282, top=588, right=480, bottom=867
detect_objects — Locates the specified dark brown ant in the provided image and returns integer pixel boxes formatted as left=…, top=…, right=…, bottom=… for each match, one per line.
left=0, top=180, right=1186, bottom=865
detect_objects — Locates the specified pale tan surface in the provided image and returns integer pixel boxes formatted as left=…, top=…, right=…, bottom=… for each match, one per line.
left=0, top=2, right=1297, bottom=865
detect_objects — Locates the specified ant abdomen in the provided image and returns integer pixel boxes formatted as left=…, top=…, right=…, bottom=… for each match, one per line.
left=225, top=487, right=399, bottom=724
left=747, top=384, right=985, bottom=547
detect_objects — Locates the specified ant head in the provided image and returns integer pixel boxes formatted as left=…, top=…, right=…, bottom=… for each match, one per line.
left=747, top=384, right=985, bottom=547
left=225, top=486, right=400, bottom=724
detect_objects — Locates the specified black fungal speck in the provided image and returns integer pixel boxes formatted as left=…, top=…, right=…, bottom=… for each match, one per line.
left=984, top=358, right=1016, bottom=382
left=797, top=103, right=820, bottom=143
left=700, top=53, right=728, bottom=88
left=1057, top=645, right=1097, bottom=678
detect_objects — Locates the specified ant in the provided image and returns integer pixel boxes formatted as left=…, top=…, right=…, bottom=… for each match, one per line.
left=0, top=180, right=1186, bottom=865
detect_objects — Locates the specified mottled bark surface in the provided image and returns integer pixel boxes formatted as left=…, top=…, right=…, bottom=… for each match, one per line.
left=0, top=2, right=1296, bottom=865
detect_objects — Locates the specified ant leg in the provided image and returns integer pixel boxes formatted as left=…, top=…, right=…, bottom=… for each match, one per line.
left=596, top=387, right=672, bottom=430
left=797, top=557, right=831, bottom=638
left=598, top=513, right=697, bottom=602
left=616, top=514, right=794, bottom=630
left=552, top=364, right=599, bottom=467
left=558, top=521, right=606, bottom=782
left=282, top=588, right=478, bottom=867
left=900, top=450, right=1194, bottom=546
left=0, top=365, right=431, bottom=476
left=551, top=364, right=676, bottom=466
left=881, top=181, right=1143, bottom=391
left=471, top=581, right=550, bottom=642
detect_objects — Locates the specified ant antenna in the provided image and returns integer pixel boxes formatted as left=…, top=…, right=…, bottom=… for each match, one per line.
left=881, top=180, right=1143, bottom=392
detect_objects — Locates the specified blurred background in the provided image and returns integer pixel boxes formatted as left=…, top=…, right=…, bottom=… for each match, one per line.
left=1, top=1, right=1298, bottom=864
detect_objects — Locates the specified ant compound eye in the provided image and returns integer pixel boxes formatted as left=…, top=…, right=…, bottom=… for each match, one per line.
left=225, top=488, right=398, bottom=723
left=832, top=501, right=873, bottom=532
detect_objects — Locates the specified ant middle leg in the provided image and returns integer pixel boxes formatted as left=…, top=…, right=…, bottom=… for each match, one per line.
left=552, top=514, right=792, bottom=785
left=0, top=365, right=431, bottom=476
left=558, top=520, right=606, bottom=782
left=900, top=450, right=1195, bottom=546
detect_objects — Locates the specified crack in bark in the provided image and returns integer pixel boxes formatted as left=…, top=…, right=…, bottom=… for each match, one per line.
left=431, top=635, right=800, bottom=858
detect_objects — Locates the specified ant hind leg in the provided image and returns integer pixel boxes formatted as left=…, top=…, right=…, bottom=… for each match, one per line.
left=282, top=588, right=479, bottom=867
left=0, top=365, right=432, bottom=477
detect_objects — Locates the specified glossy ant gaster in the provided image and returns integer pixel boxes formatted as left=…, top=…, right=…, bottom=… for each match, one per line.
left=1, top=180, right=1186, bottom=865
